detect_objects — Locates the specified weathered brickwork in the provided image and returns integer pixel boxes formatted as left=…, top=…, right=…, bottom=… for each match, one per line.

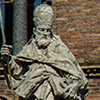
left=52, top=0, right=100, bottom=65
left=52, top=0, right=100, bottom=99
left=86, top=78, right=100, bottom=100
left=0, top=65, right=19, bottom=100
left=0, top=80, right=14, bottom=100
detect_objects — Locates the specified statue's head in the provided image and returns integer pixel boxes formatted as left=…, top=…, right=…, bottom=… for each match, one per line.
left=33, top=4, right=54, bottom=48
left=33, top=4, right=54, bottom=29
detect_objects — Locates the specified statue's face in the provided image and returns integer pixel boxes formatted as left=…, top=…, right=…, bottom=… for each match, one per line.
left=36, top=27, right=51, bottom=37
left=34, top=27, right=52, bottom=48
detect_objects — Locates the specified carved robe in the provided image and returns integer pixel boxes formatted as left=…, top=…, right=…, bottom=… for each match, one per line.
left=8, top=35, right=88, bottom=100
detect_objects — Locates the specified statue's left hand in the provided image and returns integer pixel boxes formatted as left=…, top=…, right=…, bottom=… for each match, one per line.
left=1, top=44, right=12, bottom=65
left=63, top=82, right=81, bottom=100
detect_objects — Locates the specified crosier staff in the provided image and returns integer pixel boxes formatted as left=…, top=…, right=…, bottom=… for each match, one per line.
left=0, top=0, right=14, bottom=92
left=0, top=0, right=14, bottom=4
left=0, top=1, right=14, bottom=44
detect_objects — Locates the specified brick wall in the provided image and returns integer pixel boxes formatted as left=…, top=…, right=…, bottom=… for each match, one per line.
left=0, top=80, right=14, bottom=100
left=52, top=0, right=100, bottom=65
left=86, top=78, right=100, bottom=100
left=52, top=0, right=100, bottom=100
left=0, top=65, right=19, bottom=100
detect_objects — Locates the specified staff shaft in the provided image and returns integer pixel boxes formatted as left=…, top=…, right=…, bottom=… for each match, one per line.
left=0, top=6, right=6, bottom=44
left=0, top=0, right=14, bottom=4
left=0, top=1, right=14, bottom=92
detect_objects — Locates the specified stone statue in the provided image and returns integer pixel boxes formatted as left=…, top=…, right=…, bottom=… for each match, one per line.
left=1, top=4, right=89, bottom=100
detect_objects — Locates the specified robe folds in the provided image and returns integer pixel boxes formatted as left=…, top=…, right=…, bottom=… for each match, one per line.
left=8, top=35, right=88, bottom=100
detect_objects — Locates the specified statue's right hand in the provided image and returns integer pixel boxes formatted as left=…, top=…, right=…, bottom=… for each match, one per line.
left=1, top=44, right=13, bottom=64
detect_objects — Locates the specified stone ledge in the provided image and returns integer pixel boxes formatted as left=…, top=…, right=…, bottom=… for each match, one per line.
left=81, top=65, right=100, bottom=69
left=87, top=73, right=100, bottom=77
left=81, top=65, right=100, bottom=77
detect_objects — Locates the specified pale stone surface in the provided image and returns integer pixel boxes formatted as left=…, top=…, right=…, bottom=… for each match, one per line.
left=1, top=4, right=89, bottom=100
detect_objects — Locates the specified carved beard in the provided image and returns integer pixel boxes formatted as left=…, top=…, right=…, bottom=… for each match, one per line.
left=35, top=33, right=51, bottom=48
